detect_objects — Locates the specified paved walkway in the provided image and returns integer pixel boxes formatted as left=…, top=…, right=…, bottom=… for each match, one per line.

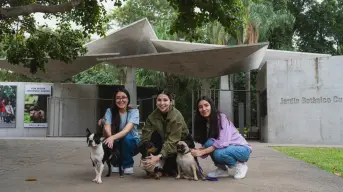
left=0, top=138, right=342, bottom=192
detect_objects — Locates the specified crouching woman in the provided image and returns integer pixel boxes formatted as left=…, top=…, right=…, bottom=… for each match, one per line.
left=139, top=90, right=192, bottom=176
left=191, top=96, right=252, bottom=179
left=103, top=87, right=140, bottom=175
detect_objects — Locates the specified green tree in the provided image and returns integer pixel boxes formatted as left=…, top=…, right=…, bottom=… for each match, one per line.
left=267, top=0, right=343, bottom=54
left=1, top=0, right=245, bottom=74
left=72, top=63, right=125, bottom=85
left=294, top=0, right=342, bottom=55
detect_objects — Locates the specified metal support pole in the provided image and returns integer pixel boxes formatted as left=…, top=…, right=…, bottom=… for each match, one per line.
left=238, top=102, right=245, bottom=136
left=192, top=91, right=195, bottom=138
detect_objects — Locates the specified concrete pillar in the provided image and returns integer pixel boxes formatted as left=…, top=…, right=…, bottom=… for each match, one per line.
left=125, top=67, right=137, bottom=107
left=219, top=75, right=234, bottom=122
left=245, top=71, right=251, bottom=133
left=47, top=83, right=63, bottom=137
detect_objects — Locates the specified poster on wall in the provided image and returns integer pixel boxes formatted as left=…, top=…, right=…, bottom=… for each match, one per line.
left=0, top=84, right=17, bottom=128
left=24, top=85, right=51, bottom=128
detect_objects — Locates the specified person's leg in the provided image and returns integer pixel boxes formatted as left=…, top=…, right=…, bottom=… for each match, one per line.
left=122, top=134, right=139, bottom=174
left=213, top=145, right=251, bottom=179
left=112, top=133, right=139, bottom=174
left=203, top=139, right=230, bottom=178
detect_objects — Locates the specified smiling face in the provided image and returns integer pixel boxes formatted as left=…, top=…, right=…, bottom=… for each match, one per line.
left=198, top=100, right=212, bottom=119
left=115, top=91, right=129, bottom=110
left=156, top=93, right=171, bottom=113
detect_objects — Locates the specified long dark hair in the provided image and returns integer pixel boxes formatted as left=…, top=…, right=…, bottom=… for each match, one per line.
left=111, top=87, right=131, bottom=135
left=194, top=96, right=222, bottom=145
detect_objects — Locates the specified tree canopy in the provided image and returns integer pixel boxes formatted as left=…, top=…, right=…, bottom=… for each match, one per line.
left=1, top=0, right=245, bottom=73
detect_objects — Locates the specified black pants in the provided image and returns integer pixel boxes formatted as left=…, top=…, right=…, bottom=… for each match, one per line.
left=149, top=131, right=195, bottom=176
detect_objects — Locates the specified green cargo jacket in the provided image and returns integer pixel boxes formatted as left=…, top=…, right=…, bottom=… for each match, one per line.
left=140, top=106, right=189, bottom=157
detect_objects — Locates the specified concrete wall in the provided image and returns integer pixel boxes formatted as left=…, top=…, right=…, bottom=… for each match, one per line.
left=258, top=56, right=343, bottom=144
left=256, top=63, right=268, bottom=142
left=47, top=83, right=98, bottom=137
left=0, top=82, right=53, bottom=137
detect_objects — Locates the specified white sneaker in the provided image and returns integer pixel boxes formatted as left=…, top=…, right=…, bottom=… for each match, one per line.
left=234, top=163, right=248, bottom=179
left=111, top=166, right=119, bottom=173
left=124, top=167, right=134, bottom=174
left=207, top=168, right=230, bottom=178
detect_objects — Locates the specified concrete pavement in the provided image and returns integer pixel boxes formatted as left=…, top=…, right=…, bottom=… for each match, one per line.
left=0, top=138, right=342, bottom=192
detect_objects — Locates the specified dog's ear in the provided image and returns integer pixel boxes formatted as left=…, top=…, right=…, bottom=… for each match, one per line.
left=138, top=143, right=144, bottom=153
left=86, top=128, right=91, bottom=136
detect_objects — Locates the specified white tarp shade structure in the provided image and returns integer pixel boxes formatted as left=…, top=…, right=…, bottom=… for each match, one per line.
left=0, top=18, right=270, bottom=82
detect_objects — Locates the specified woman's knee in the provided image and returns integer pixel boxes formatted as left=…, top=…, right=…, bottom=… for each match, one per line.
left=219, top=145, right=251, bottom=167
left=122, top=134, right=137, bottom=147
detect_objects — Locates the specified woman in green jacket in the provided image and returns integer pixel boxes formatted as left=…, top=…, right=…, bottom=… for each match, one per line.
left=140, top=90, right=192, bottom=176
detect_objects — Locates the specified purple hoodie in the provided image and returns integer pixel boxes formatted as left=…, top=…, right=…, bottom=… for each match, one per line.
left=202, top=113, right=252, bottom=157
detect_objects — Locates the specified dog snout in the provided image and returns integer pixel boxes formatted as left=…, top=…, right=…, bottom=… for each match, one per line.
left=176, top=144, right=185, bottom=152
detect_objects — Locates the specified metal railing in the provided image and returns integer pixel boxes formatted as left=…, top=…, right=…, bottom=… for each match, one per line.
left=46, top=96, right=155, bottom=137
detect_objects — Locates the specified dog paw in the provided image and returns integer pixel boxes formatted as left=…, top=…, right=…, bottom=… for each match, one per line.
left=96, top=179, right=102, bottom=184
left=193, top=177, right=199, bottom=181
left=175, top=175, right=180, bottom=179
left=92, top=178, right=97, bottom=182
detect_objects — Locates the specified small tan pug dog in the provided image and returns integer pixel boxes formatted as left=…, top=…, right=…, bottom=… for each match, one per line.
left=175, top=141, right=205, bottom=181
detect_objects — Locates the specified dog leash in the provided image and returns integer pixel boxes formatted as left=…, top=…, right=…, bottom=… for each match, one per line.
left=194, top=157, right=218, bottom=181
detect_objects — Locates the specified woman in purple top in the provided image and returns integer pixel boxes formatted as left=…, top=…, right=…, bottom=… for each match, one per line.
left=191, top=96, right=252, bottom=179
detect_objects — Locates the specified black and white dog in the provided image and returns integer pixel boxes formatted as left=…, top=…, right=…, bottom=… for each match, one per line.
left=86, top=128, right=123, bottom=184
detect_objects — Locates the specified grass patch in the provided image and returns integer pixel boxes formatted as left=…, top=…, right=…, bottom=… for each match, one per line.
left=271, top=146, right=343, bottom=178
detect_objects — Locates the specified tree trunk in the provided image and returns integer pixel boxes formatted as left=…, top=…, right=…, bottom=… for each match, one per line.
left=0, top=0, right=83, bottom=19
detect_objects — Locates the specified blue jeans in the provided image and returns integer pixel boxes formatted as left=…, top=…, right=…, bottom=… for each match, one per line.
left=204, top=139, right=251, bottom=168
left=115, top=133, right=140, bottom=169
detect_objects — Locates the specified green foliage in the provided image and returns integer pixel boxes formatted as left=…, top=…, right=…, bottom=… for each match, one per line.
left=72, top=63, right=123, bottom=85
left=0, top=0, right=122, bottom=74
left=109, top=0, right=176, bottom=27
left=4, top=23, right=87, bottom=73
left=0, top=69, right=46, bottom=82
left=167, top=0, right=245, bottom=41
left=1, top=0, right=247, bottom=74
left=272, top=146, right=343, bottom=178
left=267, top=0, right=343, bottom=54
left=294, top=0, right=342, bottom=55
left=248, top=1, right=295, bottom=42
left=0, top=85, right=16, bottom=99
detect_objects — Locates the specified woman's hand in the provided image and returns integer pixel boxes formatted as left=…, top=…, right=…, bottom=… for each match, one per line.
left=144, top=155, right=160, bottom=168
left=191, top=149, right=205, bottom=157
left=103, top=136, right=115, bottom=149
